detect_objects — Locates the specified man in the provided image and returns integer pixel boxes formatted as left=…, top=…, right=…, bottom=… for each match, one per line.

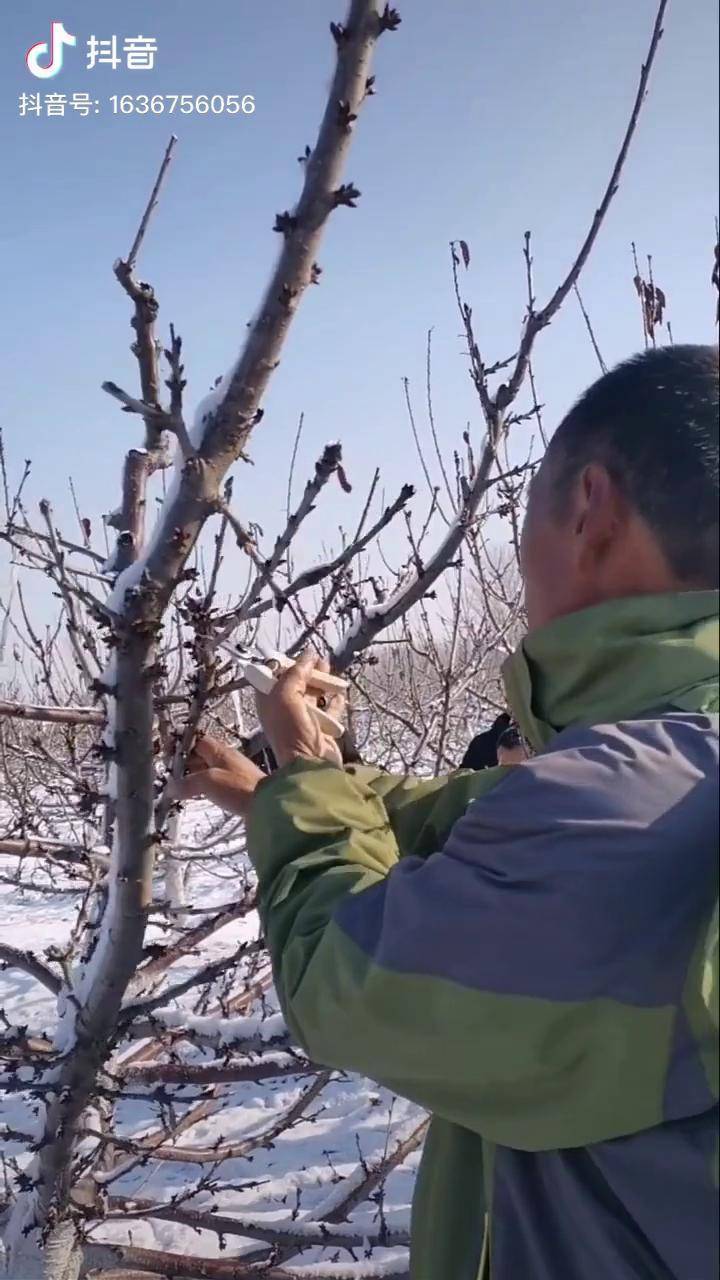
left=495, top=722, right=527, bottom=766
left=182, top=345, right=719, bottom=1279
left=460, top=712, right=513, bottom=770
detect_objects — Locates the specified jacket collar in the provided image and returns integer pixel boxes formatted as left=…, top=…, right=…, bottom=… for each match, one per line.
left=503, top=591, right=719, bottom=753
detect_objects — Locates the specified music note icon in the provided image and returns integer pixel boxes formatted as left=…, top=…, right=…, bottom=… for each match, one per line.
left=26, top=21, right=77, bottom=79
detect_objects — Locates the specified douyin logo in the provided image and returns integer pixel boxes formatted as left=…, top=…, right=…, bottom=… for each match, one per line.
left=26, top=21, right=77, bottom=79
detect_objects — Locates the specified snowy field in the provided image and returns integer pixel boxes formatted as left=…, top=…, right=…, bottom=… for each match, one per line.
left=0, top=800, right=423, bottom=1278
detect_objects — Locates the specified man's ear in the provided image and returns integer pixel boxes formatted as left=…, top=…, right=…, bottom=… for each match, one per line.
left=574, top=463, right=626, bottom=566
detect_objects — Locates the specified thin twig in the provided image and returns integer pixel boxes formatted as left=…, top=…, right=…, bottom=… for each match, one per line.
left=126, top=135, right=178, bottom=270
left=573, top=283, right=608, bottom=373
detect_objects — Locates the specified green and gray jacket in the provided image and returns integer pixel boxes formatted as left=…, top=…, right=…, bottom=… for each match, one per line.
left=247, top=592, right=719, bottom=1279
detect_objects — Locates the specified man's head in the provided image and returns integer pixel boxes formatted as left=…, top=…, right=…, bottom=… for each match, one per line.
left=496, top=724, right=527, bottom=766
left=521, top=344, right=719, bottom=631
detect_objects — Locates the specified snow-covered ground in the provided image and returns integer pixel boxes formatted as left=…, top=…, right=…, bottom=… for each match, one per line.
left=0, top=799, right=422, bottom=1278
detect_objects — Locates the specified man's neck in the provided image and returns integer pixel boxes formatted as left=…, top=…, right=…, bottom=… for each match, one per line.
left=503, top=590, right=720, bottom=752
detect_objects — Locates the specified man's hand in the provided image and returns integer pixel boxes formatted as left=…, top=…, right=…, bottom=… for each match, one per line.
left=174, top=735, right=264, bottom=818
left=256, top=652, right=345, bottom=768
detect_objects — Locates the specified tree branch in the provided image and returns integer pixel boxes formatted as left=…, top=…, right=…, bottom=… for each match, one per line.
left=333, top=0, right=666, bottom=666
left=0, top=943, right=62, bottom=995
left=0, top=700, right=103, bottom=726
left=118, top=1053, right=320, bottom=1087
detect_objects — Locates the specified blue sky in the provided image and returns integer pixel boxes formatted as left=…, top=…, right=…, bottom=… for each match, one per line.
left=1, top=0, right=718, bottom=617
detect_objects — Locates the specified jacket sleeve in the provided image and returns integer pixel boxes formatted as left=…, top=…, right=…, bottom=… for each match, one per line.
left=246, top=726, right=717, bottom=1152
left=343, top=763, right=502, bottom=858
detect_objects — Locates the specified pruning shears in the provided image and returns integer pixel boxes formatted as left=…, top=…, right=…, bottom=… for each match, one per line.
left=219, top=643, right=347, bottom=741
